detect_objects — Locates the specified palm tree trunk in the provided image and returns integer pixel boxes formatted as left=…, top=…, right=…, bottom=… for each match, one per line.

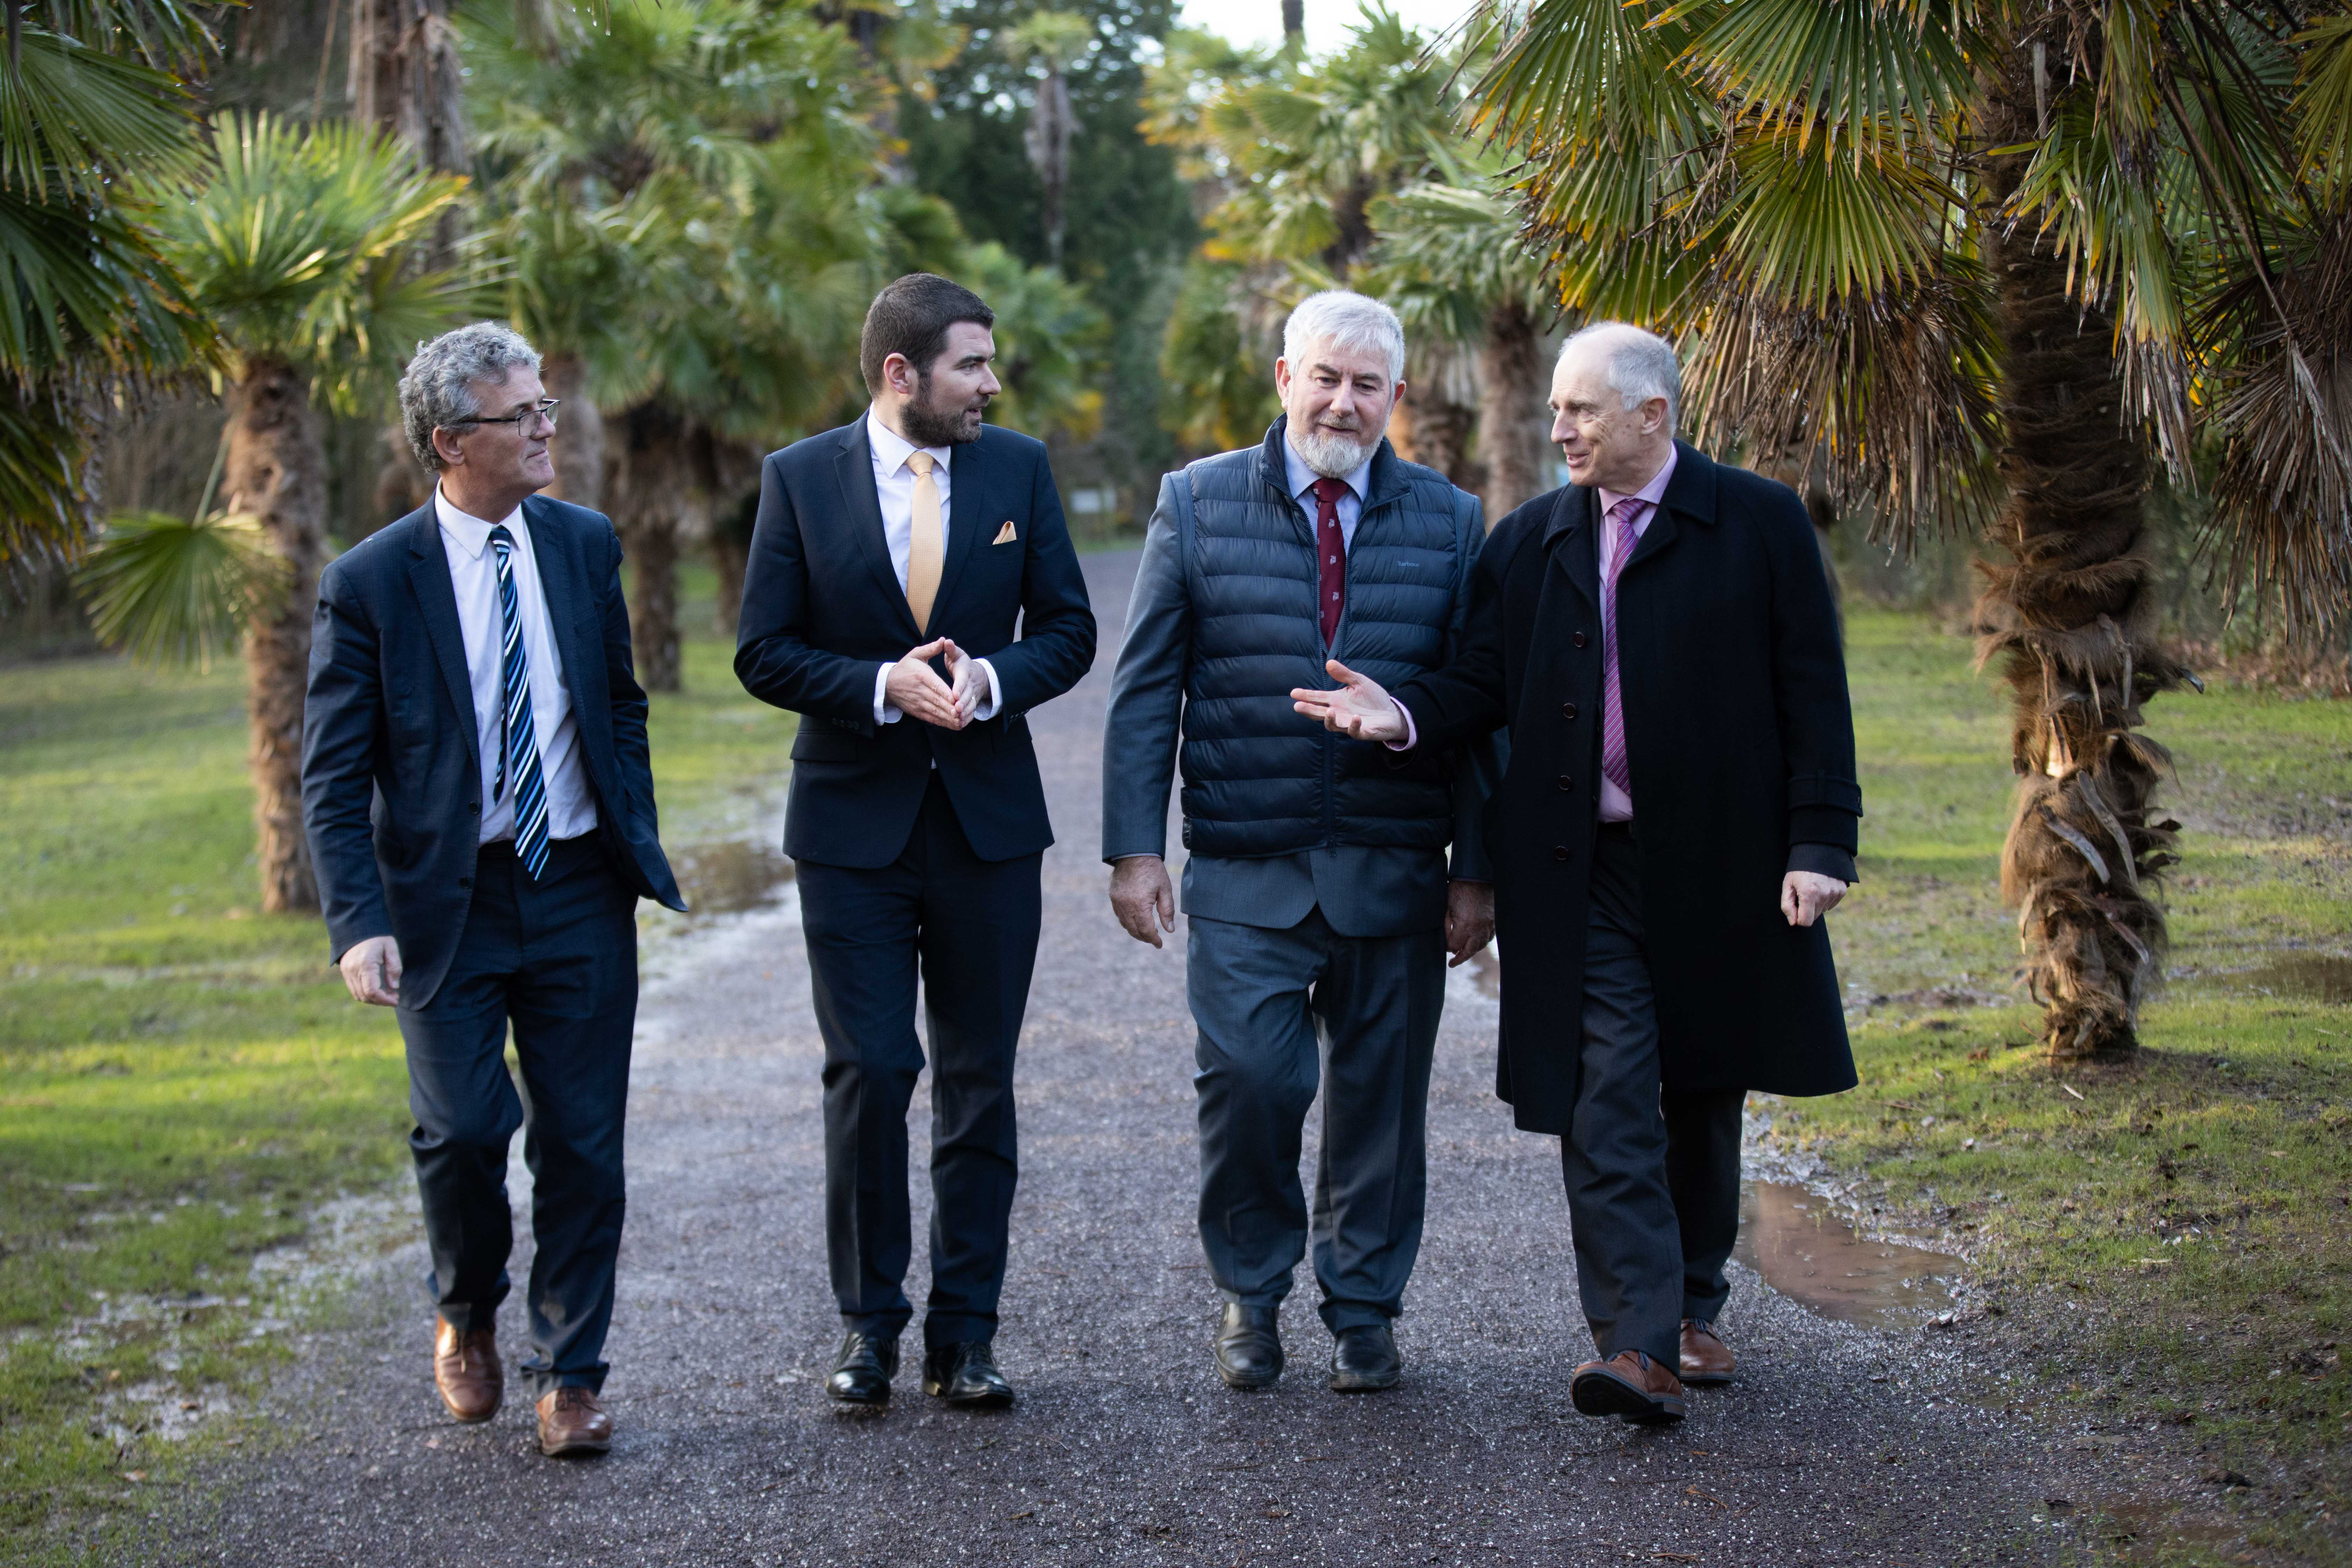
left=539, top=351, right=605, bottom=511
left=349, top=0, right=467, bottom=268
left=1281, top=0, right=1303, bottom=48
left=608, top=402, right=701, bottom=693
left=1477, top=302, right=1550, bottom=522
left=1975, top=46, right=2192, bottom=1061
left=225, top=357, right=327, bottom=915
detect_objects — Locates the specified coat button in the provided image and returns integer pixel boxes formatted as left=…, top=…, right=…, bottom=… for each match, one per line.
left=1572, top=631, right=1589, bottom=648
left=1553, top=845, right=1572, bottom=861
left=1560, top=702, right=1578, bottom=720
left=468, top=802, right=480, bottom=814
left=1558, top=774, right=1574, bottom=791
left=459, top=876, right=472, bottom=889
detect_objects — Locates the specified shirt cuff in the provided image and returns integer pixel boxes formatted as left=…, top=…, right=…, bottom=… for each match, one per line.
left=972, top=657, right=1003, bottom=721
left=1786, top=843, right=1858, bottom=884
left=1383, top=699, right=1418, bottom=751
left=874, top=663, right=900, bottom=725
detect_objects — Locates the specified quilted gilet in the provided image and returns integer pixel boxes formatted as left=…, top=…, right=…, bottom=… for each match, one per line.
left=1175, top=420, right=1482, bottom=858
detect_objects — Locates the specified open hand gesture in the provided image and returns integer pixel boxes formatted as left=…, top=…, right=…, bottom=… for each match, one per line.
left=1291, top=660, right=1407, bottom=743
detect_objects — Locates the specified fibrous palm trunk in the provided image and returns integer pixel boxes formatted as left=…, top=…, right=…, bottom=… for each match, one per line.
left=1025, top=69, right=1074, bottom=271
left=608, top=401, right=725, bottom=693
left=1974, top=48, right=2193, bottom=1060
left=1477, top=301, right=1550, bottom=522
left=539, top=351, right=605, bottom=511
left=226, top=357, right=327, bottom=914
left=349, top=0, right=467, bottom=176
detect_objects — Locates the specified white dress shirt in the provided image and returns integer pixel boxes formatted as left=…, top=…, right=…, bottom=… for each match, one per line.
left=864, top=409, right=1002, bottom=726
left=435, top=487, right=598, bottom=847
left=1280, top=433, right=1374, bottom=552
left=1592, top=443, right=1676, bottom=822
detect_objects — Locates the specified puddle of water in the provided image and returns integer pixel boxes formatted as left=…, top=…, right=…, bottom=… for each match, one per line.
left=1735, top=1180, right=1958, bottom=1328
left=2234, top=953, right=2352, bottom=1003
left=673, top=841, right=796, bottom=915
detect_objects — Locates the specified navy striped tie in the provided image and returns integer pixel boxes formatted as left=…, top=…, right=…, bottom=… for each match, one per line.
left=487, top=524, right=551, bottom=881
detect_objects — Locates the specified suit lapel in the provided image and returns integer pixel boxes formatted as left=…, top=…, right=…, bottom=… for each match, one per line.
left=1626, top=439, right=1710, bottom=575
left=521, top=497, right=598, bottom=713
left=402, top=503, right=482, bottom=773
left=930, top=434, right=987, bottom=627
left=833, top=421, right=921, bottom=640
left=1541, top=484, right=1601, bottom=609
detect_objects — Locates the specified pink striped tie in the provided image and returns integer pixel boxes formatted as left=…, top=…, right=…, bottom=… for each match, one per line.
left=1600, top=497, right=1641, bottom=801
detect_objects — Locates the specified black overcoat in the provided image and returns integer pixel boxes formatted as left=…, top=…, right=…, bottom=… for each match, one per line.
left=1391, top=442, right=1862, bottom=1135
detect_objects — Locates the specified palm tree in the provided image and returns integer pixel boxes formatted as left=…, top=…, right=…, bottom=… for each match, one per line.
left=147, top=112, right=475, bottom=912
left=1364, top=176, right=1560, bottom=520
left=999, top=10, right=1093, bottom=271
left=1, top=0, right=218, bottom=577
left=1149, top=9, right=1492, bottom=480
left=1468, top=0, right=2351, bottom=1059
left=464, top=0, right=895, bottom=691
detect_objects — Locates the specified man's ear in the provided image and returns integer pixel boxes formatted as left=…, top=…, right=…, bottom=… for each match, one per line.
left=882, top=351, right=918, bottom=398
left=430, top=425, right=466, bottom=469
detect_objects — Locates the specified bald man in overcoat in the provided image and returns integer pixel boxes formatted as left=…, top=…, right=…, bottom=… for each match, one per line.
left=1295, top=322, right=1861, bottom=1423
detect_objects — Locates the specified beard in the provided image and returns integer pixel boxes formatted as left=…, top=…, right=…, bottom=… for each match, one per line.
left=901, top=373, right=990, bottom=447
left=1290, top=417, right=1381, bottom=478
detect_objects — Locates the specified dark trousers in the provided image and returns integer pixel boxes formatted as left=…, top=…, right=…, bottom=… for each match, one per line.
left=1189, top=910, right=1445, bottom=1333
left=1564, top=825, right=1746, bottom=1364
left=395, top=833, right=638, bottom=1395
left=796, top=775, right=1041, bottom=1350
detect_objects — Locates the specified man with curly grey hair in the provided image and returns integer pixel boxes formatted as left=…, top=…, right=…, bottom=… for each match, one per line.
left=302, top=320, right=685, bottom=1457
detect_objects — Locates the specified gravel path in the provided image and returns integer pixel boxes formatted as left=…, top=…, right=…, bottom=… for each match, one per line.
left=182, top=550, right=2131, bottom=1567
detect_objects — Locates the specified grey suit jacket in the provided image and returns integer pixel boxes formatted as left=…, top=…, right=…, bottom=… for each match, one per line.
left=1102, top=476, right=1496, bottom=939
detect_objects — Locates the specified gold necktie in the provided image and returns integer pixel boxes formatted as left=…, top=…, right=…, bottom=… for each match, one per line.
left=905, top=450, right=943, bottom=631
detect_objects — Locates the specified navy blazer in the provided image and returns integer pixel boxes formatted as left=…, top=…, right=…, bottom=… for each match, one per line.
left=733, top=418, right=1096, bottom=868
left=302, top=496, right=686, bottom=1009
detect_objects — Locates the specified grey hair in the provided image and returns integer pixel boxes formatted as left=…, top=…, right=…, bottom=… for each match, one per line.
left=1282, top=290, right=1407, bottom=385
left=1561, top=321, right=1680, bottom=433
left=398, top=322, right=545, bottom=471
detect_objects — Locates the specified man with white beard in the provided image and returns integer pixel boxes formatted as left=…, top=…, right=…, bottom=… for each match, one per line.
left=1101, top=291, right=1497, bottom=1393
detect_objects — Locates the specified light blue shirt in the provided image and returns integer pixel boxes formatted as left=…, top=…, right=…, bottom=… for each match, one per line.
left=1280, top=435, right=1374, bottom=554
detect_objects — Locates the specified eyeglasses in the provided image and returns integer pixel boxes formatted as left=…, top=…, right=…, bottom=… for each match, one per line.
left=450, top=399, right=560, bottom=432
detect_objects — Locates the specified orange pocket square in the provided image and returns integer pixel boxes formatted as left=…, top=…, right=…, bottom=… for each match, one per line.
left=992, top=520, right=1018, bottom=545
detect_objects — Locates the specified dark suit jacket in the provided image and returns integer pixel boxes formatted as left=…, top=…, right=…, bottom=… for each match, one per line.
left=733, top=418, right=1096, bottom=868
left=1393, top=442, right=1862, bottom=1134
left=302, top=496, right=686, bottom=1009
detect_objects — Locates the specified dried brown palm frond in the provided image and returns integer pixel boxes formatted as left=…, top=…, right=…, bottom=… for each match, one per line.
left=1683, top=266, right=2003, bottom=545
left=2200, top=210, right=2352, bottom=637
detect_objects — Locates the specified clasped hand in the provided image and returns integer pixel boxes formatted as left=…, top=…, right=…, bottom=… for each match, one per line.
left=887, top=637, right=984, bottom=730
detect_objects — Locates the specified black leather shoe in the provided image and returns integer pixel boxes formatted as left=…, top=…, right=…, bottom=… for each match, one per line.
left=1328, top=1321, right=1401, bottom=1392
left=826, top=1331, right=898, bottom=1405
left=1214, top=1303, right=1282, bottom=1390
left=922, top=1341, right=1014, bottom=1408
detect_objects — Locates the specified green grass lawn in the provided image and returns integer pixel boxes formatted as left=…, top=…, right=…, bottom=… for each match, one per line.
left=0, top=564, right=791, bottom=1561
left=1769, top=608, right=2352, bottom=1562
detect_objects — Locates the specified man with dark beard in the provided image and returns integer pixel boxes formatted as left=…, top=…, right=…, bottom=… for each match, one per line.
left=735, top=274, right=1096, bottom=1409
left=1101, top=291, right=1496, bottom=1393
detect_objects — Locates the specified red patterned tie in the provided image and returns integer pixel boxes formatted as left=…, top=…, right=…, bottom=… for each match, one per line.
left=1600, top=496, right=1642, bottom=801
left=1312, top=477, right=1348, bottom=646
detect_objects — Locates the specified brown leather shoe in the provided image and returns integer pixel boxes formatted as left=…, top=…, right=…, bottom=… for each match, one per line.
left=1570, top=1349, right=1687, bottom=1422
left=536, top=1387, right=613, bottom=1457
left=433, top=1319, right=502, bottom=1423
left=1680, top=1319, right=1735, bottom=1385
